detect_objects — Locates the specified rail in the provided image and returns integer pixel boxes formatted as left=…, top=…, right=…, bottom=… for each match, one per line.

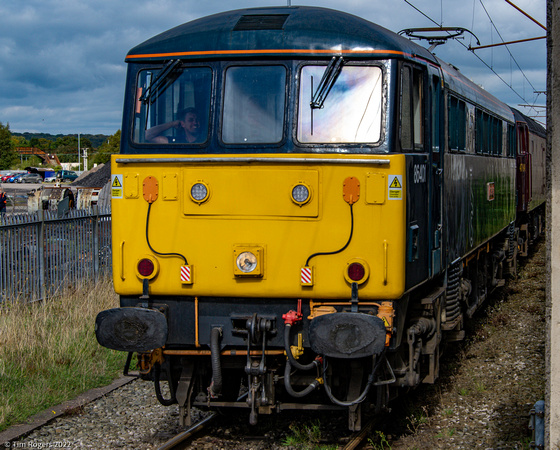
left=0, top=207, right=112, bottom=303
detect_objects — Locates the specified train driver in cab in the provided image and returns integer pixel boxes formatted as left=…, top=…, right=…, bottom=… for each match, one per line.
left=145, top=107, right=203, bottom=144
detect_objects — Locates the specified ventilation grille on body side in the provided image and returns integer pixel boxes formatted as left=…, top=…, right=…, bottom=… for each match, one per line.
left=233, top=14, right=289, bottom=31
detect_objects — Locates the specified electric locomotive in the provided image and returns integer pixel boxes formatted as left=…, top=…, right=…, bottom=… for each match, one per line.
left=96, top=6, right=528, bottom=430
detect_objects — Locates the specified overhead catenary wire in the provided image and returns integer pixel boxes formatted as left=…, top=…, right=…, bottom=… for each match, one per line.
left=476, top=0, right=538, bottom=93
left=476, top=0, right=546, bottom=120
left=402, top=0, right=543, bottom=118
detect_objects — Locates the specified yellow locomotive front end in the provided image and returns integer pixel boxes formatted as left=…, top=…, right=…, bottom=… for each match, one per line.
left=111, top=154, right=406, bottom=303
left=103, top=153, right=409, bottom=428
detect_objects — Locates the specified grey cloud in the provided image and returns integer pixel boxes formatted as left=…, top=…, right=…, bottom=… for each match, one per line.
left=0, top=0, right=546, bottom=134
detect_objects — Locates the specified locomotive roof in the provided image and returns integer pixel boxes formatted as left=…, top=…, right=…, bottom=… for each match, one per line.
left=126, top=6, right=515, bottom=122
left=437, top=57, right=514, bottom=122
left=126, top=6, right=437, bottom=64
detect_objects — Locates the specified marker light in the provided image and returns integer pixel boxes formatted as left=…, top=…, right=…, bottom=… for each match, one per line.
left=236, top=251, right=258, bottom=273
left=291, top=183, right=311, bottom=205
left=190, top=182, right=209, bottom=203
left=136, top=255, right=159, bottom=280
left=138, top=259, right=155, bottom=277
left=347, top=262, right=365, bottom=281
left=344, top=258, right=370, bottom=285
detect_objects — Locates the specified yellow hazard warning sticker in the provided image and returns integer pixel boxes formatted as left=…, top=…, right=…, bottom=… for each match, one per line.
left=388, top=175, right=402, bottom=200
left=111, top=174, right=123, bottom=198
left=389, top=177, right=402, bottom=188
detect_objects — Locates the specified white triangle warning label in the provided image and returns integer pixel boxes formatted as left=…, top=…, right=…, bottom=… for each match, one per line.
left=390, top=177, right=402, bottom=189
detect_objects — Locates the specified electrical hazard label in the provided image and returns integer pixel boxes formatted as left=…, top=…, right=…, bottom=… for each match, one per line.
left=389, top=177, right=402, bottom=188
left=111, top=174, right=123, bottom=198
left=388, top=175, right=403, bottom=200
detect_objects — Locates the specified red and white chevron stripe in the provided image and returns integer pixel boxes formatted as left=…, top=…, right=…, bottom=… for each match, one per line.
left=301, top=267, right=312, bottom=286
left=180, top=265, right=192, bottom=283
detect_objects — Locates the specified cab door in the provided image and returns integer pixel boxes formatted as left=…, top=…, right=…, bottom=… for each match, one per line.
left=401, top=63, right=430, bottom=288
left=429, top=72, right=443, bottom=276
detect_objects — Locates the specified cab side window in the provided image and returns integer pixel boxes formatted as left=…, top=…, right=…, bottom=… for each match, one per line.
left=448, top=95, right=467, bottom=152
left=400, top=65, right=424, bottom=152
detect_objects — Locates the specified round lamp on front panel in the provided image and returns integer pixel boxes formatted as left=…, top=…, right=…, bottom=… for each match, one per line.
left=190, top=182, right=209, bottom=203
left=236, top=251, right=258, bottom=273
left=292, top=183, right=311, bottom=205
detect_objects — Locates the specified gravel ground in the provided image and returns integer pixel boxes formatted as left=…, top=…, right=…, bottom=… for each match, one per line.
left=9, top=242, right=546, bottom=449
left=13, top=380, right=185, bottom=449
left=388, top=240, right=546, bottom=449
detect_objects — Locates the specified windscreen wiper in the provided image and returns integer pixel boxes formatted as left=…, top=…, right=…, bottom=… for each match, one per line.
left=310, top=56, right=344, bottom=109
left=140, top=59, right=182, bottom=104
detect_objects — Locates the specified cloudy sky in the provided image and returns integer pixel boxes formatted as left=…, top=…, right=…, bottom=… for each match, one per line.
left=0, top=0, right=546, bottom=135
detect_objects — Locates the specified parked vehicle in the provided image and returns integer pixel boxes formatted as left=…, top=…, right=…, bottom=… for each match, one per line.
left=8, top=174, right=25, bottom=183
left=0, top=173, right=14, bottom=183
left=20, top=173, right=43, bottom=184
left=56, top=170, right=79, bottom=182
left=43, top=170, right=57, bottom=183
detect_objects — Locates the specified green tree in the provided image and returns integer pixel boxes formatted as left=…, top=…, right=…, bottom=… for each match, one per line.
left=35, top=138, right=54, bottom=151
left=92, top=130, right=120, bottom=165
left=54, top=135, right=93, bottom=165
left=15, top=155, right=42, bottom=170
left=11, top=135, right=29, bottom=147
left=0, top=122, right=18, bottom=169
left=54, top=136, right=78, bottom=163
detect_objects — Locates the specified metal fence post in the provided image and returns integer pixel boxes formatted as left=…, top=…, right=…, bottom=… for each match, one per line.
left=93, top=205, right=100, bottom=279
left=37, top=209, right=47, bottom=301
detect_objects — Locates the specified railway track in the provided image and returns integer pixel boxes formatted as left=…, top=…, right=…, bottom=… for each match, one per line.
left=342, top=418, right=381, bottom=450
left=3, top=242, right=545, bottom=449
left=156, top=411, right=378, bottom=450
left=156, top=412, right=218, bottom=450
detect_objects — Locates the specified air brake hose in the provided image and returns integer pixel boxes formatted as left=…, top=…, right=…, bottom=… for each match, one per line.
left=209, top=327, right=223, bottom=397
left=322, top=353, right=385, bottom=407
left=284, top=324, right=320, bottom=371
left=154, top=362, right=177, bottom=406
left=284, top=360, right=321, bottom=398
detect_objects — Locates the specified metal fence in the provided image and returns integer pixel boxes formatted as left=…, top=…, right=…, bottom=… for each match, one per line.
left=0, top=208, right=112, bottom=303
left=1, top=191, right=28, bottom=215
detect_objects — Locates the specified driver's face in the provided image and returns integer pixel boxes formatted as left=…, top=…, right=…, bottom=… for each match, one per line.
left=182, top=112, right=200, bottom=135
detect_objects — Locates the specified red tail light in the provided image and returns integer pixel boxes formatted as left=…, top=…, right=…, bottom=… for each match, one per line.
left=347, top=262, right=366, bottom=282
left=138, top=258, right=155, bottom=277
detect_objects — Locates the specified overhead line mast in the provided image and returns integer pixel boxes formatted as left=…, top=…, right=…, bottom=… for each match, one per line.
left=503, top=0, right=546, bottom=30
left=469, top=0, right=546, bottom=50
left=469, top=35, right=546, bottom=51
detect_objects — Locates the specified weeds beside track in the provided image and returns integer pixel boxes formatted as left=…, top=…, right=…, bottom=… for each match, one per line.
left=0, top=279, right=126, bottom=431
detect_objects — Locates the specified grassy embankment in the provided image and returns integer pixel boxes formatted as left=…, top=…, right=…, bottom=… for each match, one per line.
left=0, top=279, right=126, bottom=431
